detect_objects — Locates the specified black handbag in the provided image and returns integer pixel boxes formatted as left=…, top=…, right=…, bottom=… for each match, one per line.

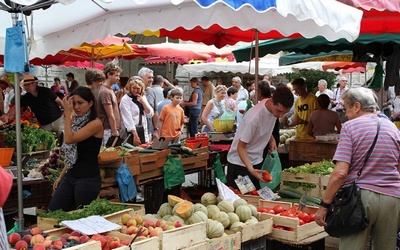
left=127, top=114, right=146, bottom=145
left=325, top=118, right=381, bottom=237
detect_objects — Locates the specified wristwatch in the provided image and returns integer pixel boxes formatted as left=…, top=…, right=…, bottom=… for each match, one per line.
left=319, top=200, right=331, bottom=208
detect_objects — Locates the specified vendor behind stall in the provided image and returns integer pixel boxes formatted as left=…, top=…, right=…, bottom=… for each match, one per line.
left=226, top=86, right=294, bottom=189
left=308, top=94, right=341, bottom=137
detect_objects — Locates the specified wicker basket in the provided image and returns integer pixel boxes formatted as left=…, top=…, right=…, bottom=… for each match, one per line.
left=0, top=148, right=14, bottom=167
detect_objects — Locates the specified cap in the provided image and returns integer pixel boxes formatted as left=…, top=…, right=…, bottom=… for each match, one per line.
left=20, top=74, right=38, bottom=87
left=66, top=72, right=74, bottom=78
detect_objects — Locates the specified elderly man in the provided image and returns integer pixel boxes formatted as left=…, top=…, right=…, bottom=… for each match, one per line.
left=315, top=79, right=333, bottom=98
left=231, top=76, right=248, bottom=102
left=332, top=76, right=349, bottom=123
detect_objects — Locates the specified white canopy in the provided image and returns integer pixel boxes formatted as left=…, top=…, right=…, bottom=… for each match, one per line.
left=0, top=0, right=362, bottom=60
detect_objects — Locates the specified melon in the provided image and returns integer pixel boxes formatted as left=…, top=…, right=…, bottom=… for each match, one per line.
left=233, top=198, right=247, bottom=209
left=206, top=205, right=220, bottom=219
left=188, top=211, right=208, bottom=224
left=217, top=200, right=235, bottom=213
left=169, top=215, right=185, bottom=224
left=248, top=204, right=258, bottom=217
left=162, top=215, right=172, bottom=221
left=230, top=221, right=246, bottom=232
left=206, top=220, right=224, bottom=239
left=157, top=203, right=173, bottom=217
left=245, top=217, right=258, bottom=226
left=175, top=201, right=194, bottom=219
left=193, top=203, right=208, bottom=217
left=227, top=212, right=240, bottom=227
left=212, top=212, right=230, bottom=228
left=235, top=205, right=252, bottom=222
left=168, top=195, right=184, bottom=207
left=172, top=202, right=184, bottom=215
left=201, top=192, right=218, bottom=206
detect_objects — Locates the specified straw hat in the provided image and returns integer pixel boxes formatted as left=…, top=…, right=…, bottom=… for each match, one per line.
left=20, top=74, right=38, bottom=87
left=0, top=76, right=10, bottom=87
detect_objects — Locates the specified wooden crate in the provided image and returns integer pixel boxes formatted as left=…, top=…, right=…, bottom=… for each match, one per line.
left=109, top=231, right=160, bottom=250
left=139, top=149, right=170, bottom=173
left=258, top=200, right=293, bottom=211
left=159, top=222, right=207, bottom=250
left=262, top=205, right=324, bottom=243
left=39, top=203, right=144, bottom=231
left=239, top=214, right=273, bottom=242
left=237, top=194, right=260, bottom=207
left=205, top=232, right=241, bottom=250
left=320, top=175, right=331, bottom=197
left=98, top=151, right=121, bottom=163
left=124, top=154, right=140, bottom=175
left=182, top=147, right=209, bottom=171
left=280, top=172, right=321, bottom=197
left=289, top=139, right=337, bottom=164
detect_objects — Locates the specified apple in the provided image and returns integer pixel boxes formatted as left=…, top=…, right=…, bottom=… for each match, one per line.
left=70, top=230, right=81, bottom=237
left=30, top=227, right=42, bottom=236
left=143, top=220, right=155, bottom=228
left=173, top=221, right=183, bottom=228
left=108, top=236, right=120, bottom=249
left=14, top=240, right=28, bottom=250
left=126, top=226, right=138, bottom=235
left=8, top=232, right=21, bottom=245
left=121, top=213, right=132, bottom=225
left=120, top=239, right=131, bottom=245
left=134, top=215, right=143, bottom=225
left=120, top=225, right=128, bottom=234
left=51, top=239, right=64, bottom=250
left=139, top=227, right=149, bottom=237
left=22, top=234, right=32, bottom=244
left=30, top=234, right=45, bottom=245
left=79, top=235, right=90, bottom=243
left=43, top=239, right=52, bottom=248
left=61, top=233, right=71, bottom=239
left=126, top=218, right=137, bottom=227
left=156, top=219, right=167, bottom=228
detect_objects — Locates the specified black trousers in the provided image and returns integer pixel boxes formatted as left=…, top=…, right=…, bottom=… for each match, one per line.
left=226, top=161, right=263, bottom=190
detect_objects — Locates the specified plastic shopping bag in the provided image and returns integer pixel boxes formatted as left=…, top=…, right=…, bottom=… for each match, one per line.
left=116, top=163, right=137, bottom=202
left=163, top=155, right=185, bottom=189
left=212, top=154, right=227, bottom=183
left=260, top=150, right=282, bottom=190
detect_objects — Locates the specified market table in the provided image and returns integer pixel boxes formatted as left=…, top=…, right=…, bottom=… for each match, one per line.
left=266, top=231, right=328, bottom=249
left=289, top=139, right=337, bottom=167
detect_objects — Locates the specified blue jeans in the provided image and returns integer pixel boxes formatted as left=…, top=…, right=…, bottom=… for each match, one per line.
left=48, top=174, right=101, bottom=211
left=188, top=109, right=201, bottom=137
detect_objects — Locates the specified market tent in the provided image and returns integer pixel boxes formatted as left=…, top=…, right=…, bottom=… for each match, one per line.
left=57, top=61, right=104, bottom=70
left=0, top=0, right=362, bottom=61
left=233, top=34, right=400, bottom=62
left=279, top=51, right=354, bottom=66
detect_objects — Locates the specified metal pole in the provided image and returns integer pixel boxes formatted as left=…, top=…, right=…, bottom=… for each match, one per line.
left=254, top=30, right=259, bottom=104
left=11, top=12, right=24, bottom=231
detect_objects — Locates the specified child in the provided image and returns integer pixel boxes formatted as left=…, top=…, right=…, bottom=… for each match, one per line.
left=159, top=89, right=185, bottom=143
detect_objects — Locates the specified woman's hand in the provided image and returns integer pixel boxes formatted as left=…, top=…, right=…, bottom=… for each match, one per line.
left=132, top=131, right=141, bottom=146
left=315, top=207, right=328, bottom=227
left=53, top=177, right=62, bottom=191
left=62, top=96, right=74, bottom=115
left=136, top=94, right=144, bottom=104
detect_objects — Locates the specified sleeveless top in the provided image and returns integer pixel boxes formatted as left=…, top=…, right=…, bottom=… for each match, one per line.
left=189, top=87, right=203, bottom=110
left=67, top=136, right=102, bottom=178
left=207, top=98, right=225, bottom=126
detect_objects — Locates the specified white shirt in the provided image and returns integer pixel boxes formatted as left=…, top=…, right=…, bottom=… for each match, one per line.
left=316, top=89, right=333, bottom=98
left=236, top=86, right=249, bottom=102
left=228, top=99, right=276, bottom=166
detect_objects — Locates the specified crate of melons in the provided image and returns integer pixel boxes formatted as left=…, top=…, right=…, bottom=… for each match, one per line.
left=257, top=200, right=324, bottom=242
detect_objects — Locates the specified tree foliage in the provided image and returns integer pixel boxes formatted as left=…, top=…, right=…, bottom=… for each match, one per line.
left=283, top=70, right=336, bottom=94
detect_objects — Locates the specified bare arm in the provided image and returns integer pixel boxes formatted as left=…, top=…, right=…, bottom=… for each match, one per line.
left=237, top=140, right=265, bottom=182
left=182, top=92, right=198, bottom=107
left=104, top=103, right=119, bottom=136
left=201, top=100, right=214, bottom=131
left=55, top=97, right=64, bottom=109
left=307, top=120, right=314, bottom=137
left=335, top=120, right=342, bottom=134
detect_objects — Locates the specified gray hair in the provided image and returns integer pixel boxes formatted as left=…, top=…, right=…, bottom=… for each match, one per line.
left=318, top=79, right=328, bottom=87
left=232, top=76, right=242, bottom=84
left=138, top=67, right=153, bottom=78
left=341, top=87, right=378, bottom=112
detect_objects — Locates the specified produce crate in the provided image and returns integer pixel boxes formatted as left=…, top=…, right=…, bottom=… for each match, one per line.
left=124, top=154, right=140, bottom=175
left=181, top=146, right=209, bottom=171
left=139, top=149, right=170, bottom=173
left=319, top=175, right=330, bottom=197
left=289, top=139, right=337, bottom=166
left=3, top=179, right=52, bottom=211
left=280, top=172, right=321, bottom=197
left=240, top=214, right=273, bottom=243
left=237, top=194, right=260, bottom=207
left=38, top=203, right=144, bottom=231
left=261, top=203, right=324, bottom=243
left=206, top=232, right=241, bottom=250
left=159, top=222, right=207, bottom=250
left=98, top=151, right=121, bottom=163
left=108, top=231, right=160, bottom=250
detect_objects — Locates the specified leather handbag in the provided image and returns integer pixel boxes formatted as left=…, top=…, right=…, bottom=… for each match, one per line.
left=325, top=118, right=381, bottom=237
left=126, top=114, right=146, bottom=145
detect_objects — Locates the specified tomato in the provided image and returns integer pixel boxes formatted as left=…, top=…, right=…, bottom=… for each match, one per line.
left=264, top=208, right=275, bottom=214
left=273, top=205, right=284, bottom=214
left=298, top=219, right=305, bottom=226
left=261, top=171, right=272, bottom=182
left=250, top=190, right=259, bottom=196
left=309, top=213, right=315, bottom=222
left=257, top=208, right=267, bottom=213
left=299, top=212, right=310, bottom=223
left=286, top=227, right=295, bottom=231
left=275, top=226, right=285, bottom=230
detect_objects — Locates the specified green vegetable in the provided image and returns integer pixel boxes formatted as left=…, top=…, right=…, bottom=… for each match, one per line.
left=38, top=199, right=128, bottom=222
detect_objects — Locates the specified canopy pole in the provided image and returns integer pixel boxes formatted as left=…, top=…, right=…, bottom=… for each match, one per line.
left=254, top=30, right=259, bottom=104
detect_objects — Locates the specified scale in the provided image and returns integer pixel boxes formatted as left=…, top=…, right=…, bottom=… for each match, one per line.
left=208, top=132, right=235, bottom=142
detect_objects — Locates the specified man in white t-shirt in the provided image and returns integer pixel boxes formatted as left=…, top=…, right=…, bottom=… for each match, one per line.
left=315, top=79, right=333, bottom=98
left=231, top=76, right=248, bottom=102
left=226, top=86, right=294, bottom=190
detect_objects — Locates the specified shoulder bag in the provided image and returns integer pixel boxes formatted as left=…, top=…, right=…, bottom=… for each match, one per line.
left=126, top=114, right=146, bottom=145
left=324, top=118, right=381, bottom=237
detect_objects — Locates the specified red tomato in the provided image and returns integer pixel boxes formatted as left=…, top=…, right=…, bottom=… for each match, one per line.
left=264, top=208, right=275, bottom=214
left=261, top=171, right=272, bottom=182
left=257, top=208, right=268, bottom=213
left=298, top=219, right=305, bottom=226
left=299, top=212, right=310, bottom=223
left=286, top=227, right=295, bottom=231
left=309, top=213, right=315, bottom=222
left=275, top=226, right=285, bottom=230
left=250, top=190, right=259, bottom=196
left=273, top=205, right=284, bottom=214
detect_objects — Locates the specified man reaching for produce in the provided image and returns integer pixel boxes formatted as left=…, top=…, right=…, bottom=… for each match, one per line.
left=226, top=86, right=294, bottom=189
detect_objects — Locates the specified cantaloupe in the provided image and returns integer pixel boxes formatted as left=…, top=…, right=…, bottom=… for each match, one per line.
left=212, top=212, right=230, bottom=228
left=193, top=203, right=208, bottom=217
left=245, top=217, right=258, bottom=226
left=230, top=221, right=246, bottom=232
left=157, top=203, right=173, bottom=217
left=233, top=198, right=247, bottom=209
left=201, top=192, right=218, bottom=206
left=168, top=195, right=184, bottom=207
left=227, top=212, right=240, bottom=227
left=188, top=211, right=208, bottom=224
left=162, top=215, right=172, bottom=221
left=217, top=200, right=235, bottom=213
left=235, top=205, right=252, bottom=222
left=248, top=204, right=258, bottom=217
left=206, top=220, right=224, bottom=239
left=175, top=201, right=194, bottom=219
left=206, top=205, right=220, bottom=219
left=169, top=215, right=185, bottom=224
left=172, top=202, right=184, bottom=215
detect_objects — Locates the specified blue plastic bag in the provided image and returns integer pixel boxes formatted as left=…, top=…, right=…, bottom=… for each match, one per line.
left=116, top=163, right=137, bottom=202
left=260, top=150, right=282, bottom=190
left=5, top=21, right=29, bottom=73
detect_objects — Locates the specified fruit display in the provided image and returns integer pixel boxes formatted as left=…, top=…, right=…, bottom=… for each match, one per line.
left=36, top=148, right=64, bottom=184
left=278, top=129, right=296, bottom=145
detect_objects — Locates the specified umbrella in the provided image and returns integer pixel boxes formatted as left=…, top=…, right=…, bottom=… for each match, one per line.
left=57, top=61, right=104, bottom=70
left=279, top=51, right=354, bottom=66
left=30, top=35, right=133, bottom=67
